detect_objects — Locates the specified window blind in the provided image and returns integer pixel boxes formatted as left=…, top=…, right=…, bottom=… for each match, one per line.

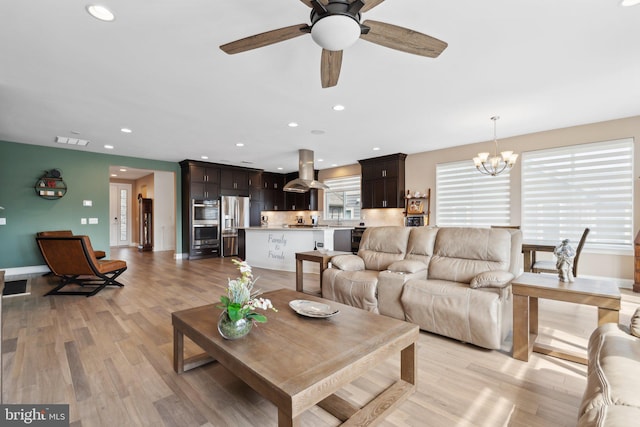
left=324, top=176, right=361, bottom=220
left=521, top=138, right=634, bottom=251
left=436, top=160, right=511, bottom=227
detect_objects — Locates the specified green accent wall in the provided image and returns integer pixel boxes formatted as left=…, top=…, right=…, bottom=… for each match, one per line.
left=0, top=140, right=182, bottom=269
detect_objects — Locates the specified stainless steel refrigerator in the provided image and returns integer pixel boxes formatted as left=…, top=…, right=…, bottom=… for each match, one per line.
left=220, top=196, right=250, bottom=257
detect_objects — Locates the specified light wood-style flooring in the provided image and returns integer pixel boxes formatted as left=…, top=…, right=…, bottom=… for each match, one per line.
left=3, top=249, right=639, bottom=426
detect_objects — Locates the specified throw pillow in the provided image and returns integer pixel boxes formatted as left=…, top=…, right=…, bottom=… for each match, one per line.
left=387, top=260, right=428, bottom=274
left=331, top=255, right=365, bottom=271
left=631, top=307, right=640, bottom=338
left=470, top=270, right=515, bottom=289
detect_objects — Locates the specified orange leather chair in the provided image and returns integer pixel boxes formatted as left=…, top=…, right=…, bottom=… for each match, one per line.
left=36, top=235, right=127, bottom=296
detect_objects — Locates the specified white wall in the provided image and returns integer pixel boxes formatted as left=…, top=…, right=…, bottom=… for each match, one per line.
left=153, top=171, right=176, bottom=251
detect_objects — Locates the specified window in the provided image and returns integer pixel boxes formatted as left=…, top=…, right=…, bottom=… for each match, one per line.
left=324, top=176, right=361, bottom=220
left=521, top=138, right=634, bottom=252
left=436, top=160, right=511, bottom=227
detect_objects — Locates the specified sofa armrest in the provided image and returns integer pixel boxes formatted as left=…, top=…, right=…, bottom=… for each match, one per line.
left=330, top=254, right=365, bottom=271
left=377, top=269, right=428, bottom=320
left=387, top=260, right=428, bottom=274
left=470, top=270, right=515, bottom=289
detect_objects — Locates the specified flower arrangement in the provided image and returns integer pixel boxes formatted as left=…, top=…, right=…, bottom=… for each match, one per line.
left=219, top=259, right=277, bottom=323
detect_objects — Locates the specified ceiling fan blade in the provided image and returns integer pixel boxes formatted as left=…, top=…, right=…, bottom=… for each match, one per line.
left=299, top=0, right=328, bottom=7
left=360, top=20, right=447, bottom=58
left=321, top=49, right=343, bottom=88
left=361, top=0, right=385, bottom=13
left=220, top=24, right=310, bottom=55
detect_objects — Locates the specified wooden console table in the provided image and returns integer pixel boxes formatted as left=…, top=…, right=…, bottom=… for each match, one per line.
left=512, top=272, right=621, bottom=365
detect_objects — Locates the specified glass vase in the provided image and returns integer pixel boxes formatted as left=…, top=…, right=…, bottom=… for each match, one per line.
left=217, top=310, right=252, bottom=340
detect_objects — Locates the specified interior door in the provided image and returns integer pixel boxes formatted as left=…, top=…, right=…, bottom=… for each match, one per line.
left=109, top=183, right=132, bottom=247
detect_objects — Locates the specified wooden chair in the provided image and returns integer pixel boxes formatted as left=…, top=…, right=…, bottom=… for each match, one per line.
left=36, top=230, right=106, bottom=259
left=532, top=228, right=590, bottom=278
left=36, top=235, right=127, bottom=296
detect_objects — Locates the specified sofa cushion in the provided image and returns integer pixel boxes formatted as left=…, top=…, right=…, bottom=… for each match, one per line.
left=630, top=307, right=640, bottom=338
left=428, top=228, right=512, bottom=284
left=405, top=227, right=439, bottom=266
left=387, top=260, right=428, bottom=274
left=358, top=226, right=411, bottom=271
left=331, top=254, right=365, bottom=271
left=470, top=270, right=515, bottom=289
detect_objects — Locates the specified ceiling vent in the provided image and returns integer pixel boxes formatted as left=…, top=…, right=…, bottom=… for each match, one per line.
left=283, top=149, right=329, bottom=193
left=56, top=136, right=89, bottom=146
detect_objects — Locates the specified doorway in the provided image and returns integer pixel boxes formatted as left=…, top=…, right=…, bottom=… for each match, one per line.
left=109, top=183, right=132, bottom=247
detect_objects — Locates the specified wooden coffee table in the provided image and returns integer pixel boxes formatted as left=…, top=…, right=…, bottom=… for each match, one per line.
left=512, top=273, right=621, bottom=364
left=172, top=288, right=419, bottom=427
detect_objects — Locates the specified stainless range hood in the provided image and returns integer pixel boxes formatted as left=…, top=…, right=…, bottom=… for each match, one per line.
left=283, top=149, right=329, bottom=193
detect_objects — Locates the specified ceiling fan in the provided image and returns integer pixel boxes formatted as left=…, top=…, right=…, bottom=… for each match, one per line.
left=220, top=0, right=448, bottom=88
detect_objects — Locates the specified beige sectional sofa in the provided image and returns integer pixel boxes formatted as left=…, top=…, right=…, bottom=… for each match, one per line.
left=322, top=226, right=522, bottom=350
left=578, top=308, right=640, bottom=426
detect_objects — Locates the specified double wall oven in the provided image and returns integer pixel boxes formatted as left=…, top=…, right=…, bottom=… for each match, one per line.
left=192, top=199, right=219, bottom=251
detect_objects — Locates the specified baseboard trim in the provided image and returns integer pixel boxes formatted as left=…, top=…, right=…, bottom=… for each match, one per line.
left=1, top=265, right=50, bottom=281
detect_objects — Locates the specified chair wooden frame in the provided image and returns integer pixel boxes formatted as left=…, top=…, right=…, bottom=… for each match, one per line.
left=532, top=228, right=590, bottom=278
left=36, top=235, right=127, bottom=297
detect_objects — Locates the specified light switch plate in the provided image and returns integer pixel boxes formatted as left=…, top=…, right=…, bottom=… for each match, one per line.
left=81, top=218, right=87, bottom=225
left=89, top=218, right=98, bottom=224
left=0, top=218, right=6, bottom=225
left=83, top=200, right=93, bottom=207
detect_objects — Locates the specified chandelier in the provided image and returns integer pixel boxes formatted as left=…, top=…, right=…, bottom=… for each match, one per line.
left=473, top=116, right=518, bottom=176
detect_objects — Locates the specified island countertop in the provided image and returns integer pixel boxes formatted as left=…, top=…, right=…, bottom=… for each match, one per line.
left=242, top=226, right=353, bottom=272
left=241, top=225, right=354, bottom=231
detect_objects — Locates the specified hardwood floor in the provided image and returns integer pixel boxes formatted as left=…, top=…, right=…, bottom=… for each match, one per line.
left=2, top=249, right=639, bottom=426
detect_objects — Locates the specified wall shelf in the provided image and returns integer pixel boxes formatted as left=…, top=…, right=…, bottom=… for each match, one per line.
left=35, top=175, right=67, bottom=199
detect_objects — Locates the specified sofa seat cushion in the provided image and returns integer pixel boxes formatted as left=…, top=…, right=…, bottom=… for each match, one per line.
left=321, top=269, right=380, bottom=313
left=401, top=278, right=504, bottom=350
left=579, top=323, right=640, bottom=418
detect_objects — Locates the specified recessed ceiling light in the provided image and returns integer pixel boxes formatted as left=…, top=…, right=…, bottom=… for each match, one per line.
left=277, top=167, right=283, bottom=170
left=288, top=122, right=299, bottom=128
left=332, top=104, right=345, bottom=111
left=86, top=5, right=115, bottom=22
left=331, top=164, right=338, bottom=167
left=621, top=0, right=640, bottom=6
left=70, top=130, right=81, bottom=135
left=201, top=155, right=209, bottom=160
left=111, top=174, right=118, bottom=177
left=311, top=130, right=325, bottom=135
left=373, top=147, right=381, bottom=151
left=120, top=128, right=132, bottom=133
left=236, top=143, right=244, bottom=147
left=104, top=145, right=114, bottom=150
left=119, top=168, right=127, bottom=172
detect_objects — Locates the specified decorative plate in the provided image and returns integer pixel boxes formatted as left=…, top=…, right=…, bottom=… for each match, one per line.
left=289, top=300, right=339, bottom=318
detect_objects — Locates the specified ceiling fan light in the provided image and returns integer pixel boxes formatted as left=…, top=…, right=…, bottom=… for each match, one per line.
left=311, top=15, right=361, bottom=51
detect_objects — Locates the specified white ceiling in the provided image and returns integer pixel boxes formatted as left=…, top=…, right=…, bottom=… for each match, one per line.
left=1, top=0, right=639, bottom=174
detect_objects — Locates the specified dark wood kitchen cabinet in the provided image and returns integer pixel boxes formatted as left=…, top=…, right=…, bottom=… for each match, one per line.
left=262, top=172, right=285, bottom=211
left=188, top=164, right=219, bottom=201
left=359, top=153, right=406, bottom=209
left=220, top=168, right=250, bottom=196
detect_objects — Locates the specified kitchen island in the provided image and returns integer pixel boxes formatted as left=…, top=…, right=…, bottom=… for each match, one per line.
left=242, top=226, right=353, bottom=272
